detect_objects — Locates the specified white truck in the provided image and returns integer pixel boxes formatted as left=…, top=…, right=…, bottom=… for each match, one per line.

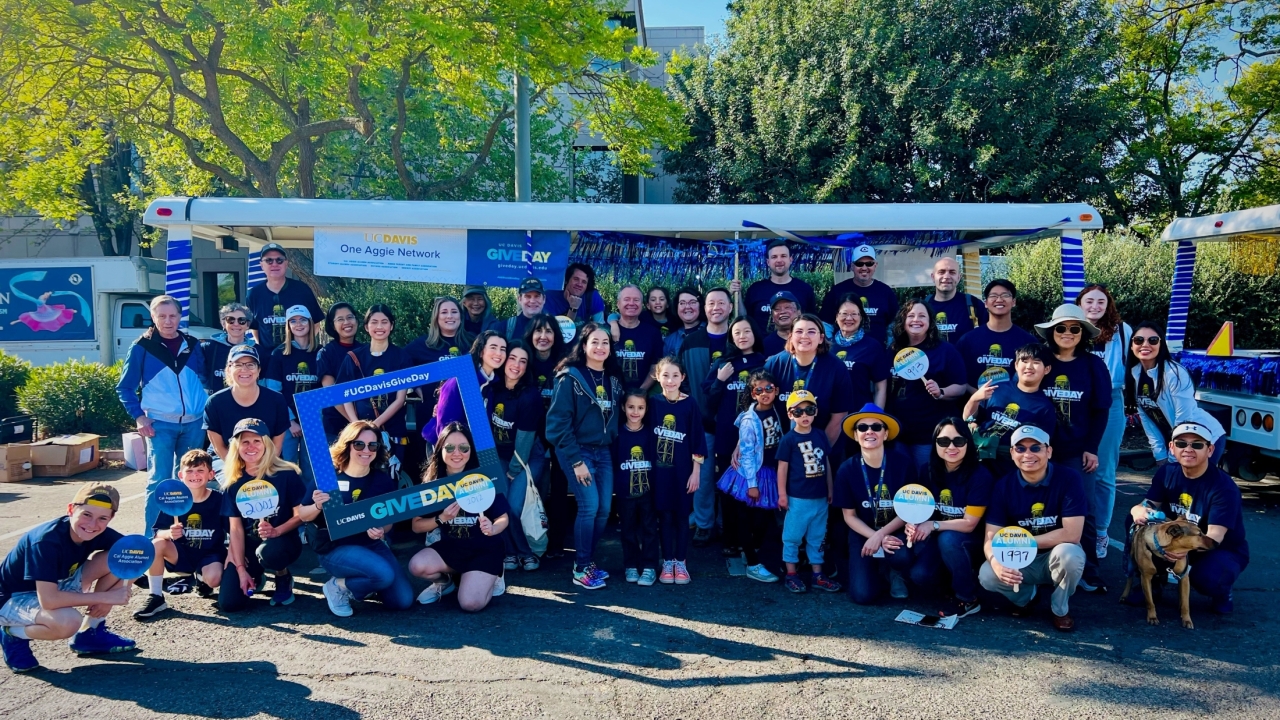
left=0, top=256, right=212, bottom=366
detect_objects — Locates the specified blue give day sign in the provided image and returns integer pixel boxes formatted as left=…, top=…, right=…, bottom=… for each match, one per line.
left=108, top=535, right=155, bottom=580
left=155, top=479, right=194, bottom=517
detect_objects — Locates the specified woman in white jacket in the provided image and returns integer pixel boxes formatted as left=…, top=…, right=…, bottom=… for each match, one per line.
left=1127, top=321, right=1226, bottom=468
left=1077, top=285, right=1130, bottom=558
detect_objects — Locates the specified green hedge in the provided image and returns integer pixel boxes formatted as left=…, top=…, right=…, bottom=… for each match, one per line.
left=0, top=350, right=31, bottom=419
left=17, top=360, right=134, bottom=437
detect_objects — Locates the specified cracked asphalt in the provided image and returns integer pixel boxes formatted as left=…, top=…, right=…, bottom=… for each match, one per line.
left=1, top=464, right=1277, bottom=719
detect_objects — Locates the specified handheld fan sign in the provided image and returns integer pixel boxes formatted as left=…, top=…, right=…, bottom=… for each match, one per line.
left=892, top=347, right=930, bottom=381
left=992, top=526, right=1038, bottom=593
left=978, top=366, right=1011, bottom=386
left=107, top=534, right=155, bottom=580
left=154, top=479, right=194, bottom=518
left=556, top=316, right=578, bottom=345
left=235, top=479, right=280, bottom=520
left=892, top=484, right=936, bottom=548
left=455, top=473, right=496, bottom=514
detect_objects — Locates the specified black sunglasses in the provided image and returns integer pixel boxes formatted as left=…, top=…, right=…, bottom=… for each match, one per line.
left=1132, top=336, right=1162, bottom=345
left=443, top=444, right=471, bottom=454
left=349, top=440, right=381, bottom=452
left=1172, top=439, right=1207, bottom=450
left=788, top=406, right=818, bottom=417
left=261, top=256, right=286, bottom=265
left=1053, top=325, right=1083, bottom=335
left=223, top=317, right=249, bottom=325
left=855, top=422, right=886, bottom=433
left=935, top=436, right=969, bottom=448
left=752, top=385, right=776, bottom=395
left=853, top=260, right=876, bottom=268
left=1013, top=443, right=1045, bottom=454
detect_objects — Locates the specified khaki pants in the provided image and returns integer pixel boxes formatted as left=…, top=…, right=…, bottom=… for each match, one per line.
left=980, top=543, right=1085, bottom=617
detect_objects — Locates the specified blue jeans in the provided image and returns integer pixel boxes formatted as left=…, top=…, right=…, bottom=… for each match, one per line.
left=569, top=445, right=614, bottom=567
left=781, top=496, right=828, bottom=565
left=846, top=531, right=931, bottom=604
left=1094, top=387, right=1125, bottom=536
left=281, top=431, right=315, bottom=495
left=319, top=541, right=414, bottom=610
left=1060, top=455, right=1101, bottom=580
left=692, top=431, right=717, bottom=531
left=503, top=451, right=544, bottom=558
left=936, top=530, right=982, bottom=602
left=145, top=419, right=207, bottom=531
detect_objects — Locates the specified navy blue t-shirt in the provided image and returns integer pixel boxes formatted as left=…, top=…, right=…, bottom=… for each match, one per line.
left=0, top=517, right=122, bottom=607
left=405, top=334, right=468, bottom=366
left=246, top=279, right=323, bottom=349
left=649, top=395, right=707, bottom=512
left=222, top=470, right=310, bottom=536
left=885, top=341, right=966, bottom=445
left=766, top=352, right=857, bottom=433
left=762, top=332, right=788, bottom=358
left=155, top=490, right=227, bottom=555
left=614, top=321, right=665, bottom=389
left=918, top=464, right=994, bottom=523
left=745, top=278, right=817, bottom=329
left=545, top=290, right=606, bottom=320
left=614, top=424, right=658, bottom=498
left=203, top=386, right=291, bottom=443
left=433, top=493, right=512, bottom=552
left=955, top=324, right=1038, bottom=388
left=336, top=344, right=410, bottom=438
left=926, top=294, right=988, bottom=345
left=756, top=406, right=785, bottom=468
left=829, top=335, right=891, bottom=409
left=776, top=429, right=832, bottom=500
left=312, top=470, right=396, bottom=549
left=640, top=310, right=679, bottom=340
left=985, top=464, right=1086, bottom=537
left=976, top=383, right=1058, bottom=457
left=832, top=447, right=916, bottom=529
left=487, top=383, right=540, bottom=464
left=1039, top=352, right=1112, bottom=459
left=266, top=343, right=320, bottom=417
left=705, top=353, right=766, bottom=458
left=1146, top=464, right=1249, bottom=559
left=316, top=340, right=362, bottom=435
left=820, top=279, right=899, bottom=343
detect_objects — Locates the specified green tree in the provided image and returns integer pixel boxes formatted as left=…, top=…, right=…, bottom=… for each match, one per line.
left=665, top=0, right=1122, bottom=206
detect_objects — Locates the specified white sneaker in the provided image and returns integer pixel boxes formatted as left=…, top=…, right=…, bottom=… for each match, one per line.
left=416, top=580, right=455, bottom=605
left=492, top=573, right=506, bottom=597
left=424, top=529, right=441, bottom=547
left=322, top=577, right=353, bottom=618
left=890, top=571, right=909, bottom=599
left=745, top=564, right=780, bottom=583
left=624, top=568, right=640, bottom=583
left=1096, top=532, right=1109, bottom=559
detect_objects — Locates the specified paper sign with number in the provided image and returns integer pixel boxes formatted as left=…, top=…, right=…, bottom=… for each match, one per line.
left=455, top=473, right=496, bottom=514
left=892, top=347, right=930, bottom=380
left=235, top=479, right=280, bottom=520
left=992, top=525, right=1038, bottom=593
left=893, top=483, right=935, bottom=547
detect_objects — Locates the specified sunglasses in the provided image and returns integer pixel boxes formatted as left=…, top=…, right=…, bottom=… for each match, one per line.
left=752, top=385, right=776, bottom=395
left=1053, top=325, right=1083, bottom=335
left=350, top=440, right=382, bottom=451
left=443, top=444, right=471, bottom=454
left=1173, top=439, right=1208, bottom=450
left=935, top=436, right=969, bottom=448
left=262, top=256, right=286, bottom=265
left=853, top=261, right=876, bottom=268
left=855, top=422, right=886, bottom=433
left=1013, top=443, right=1045, bottom=454
left=788, top=406, right=818, bottom=418
left=223, top=317, right=249, bottom=325
left=1132, top=336, right=1162, bottom=346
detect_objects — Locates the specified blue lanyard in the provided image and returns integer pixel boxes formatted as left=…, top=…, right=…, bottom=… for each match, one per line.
left=860, top=456, right=888, bottom=527
left=791, top=357, right=815, bottom=389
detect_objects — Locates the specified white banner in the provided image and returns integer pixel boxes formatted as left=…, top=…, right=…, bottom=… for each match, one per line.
left=314, top=227, right=469, bottom=283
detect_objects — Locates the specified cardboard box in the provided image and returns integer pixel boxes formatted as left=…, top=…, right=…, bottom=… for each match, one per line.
left=121, top=432, right=148, bottom=471
left=0, top=444, right=32, bottom=483
left=31, top=434, right=101, bottom=478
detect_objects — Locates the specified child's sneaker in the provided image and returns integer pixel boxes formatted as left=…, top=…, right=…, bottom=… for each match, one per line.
left=784, top=573, right=807, bottom=593
left=674, top=561, right=691, bottom=585
left=503, top=556, right=519, bottom=571
left=1096, top=531, right=1109, bottom=559
left=573, top=565, right=606, bottom=590
left=69, top=623, right=136, bottom=655
left=1, top=627, right=38, bottom=672
left=521, top=556, right=540, bottom=571
left=746, top=564, right=780, bottom=583
left=625, top=568, right=640, bottom=583
left=812, top=572, right=842, bottom=593
left=270, top=574, right=295, bottom=606
left=584, top=563, right=609, bottom=581
left=133, top=593, right=169, bottom=619
left=659, top=560, right=676, bottom=584
left=638, top=568, right=658, bottom=586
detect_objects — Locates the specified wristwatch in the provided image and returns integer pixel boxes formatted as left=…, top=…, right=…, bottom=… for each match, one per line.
left=932, top=521, right=940, bottom=532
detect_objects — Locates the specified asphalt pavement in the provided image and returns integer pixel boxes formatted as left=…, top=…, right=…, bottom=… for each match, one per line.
left=0, top=464, right=1277, bottom=719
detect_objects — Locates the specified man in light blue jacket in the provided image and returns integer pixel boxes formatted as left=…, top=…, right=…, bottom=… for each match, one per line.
left=115, top=296, right=209, bottom=530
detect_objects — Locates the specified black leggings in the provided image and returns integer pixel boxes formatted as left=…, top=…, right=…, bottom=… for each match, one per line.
left=658, top=508, right=690, bottom=561
left=724, top=496, right=774, bottom=566
left=219, top=530, right=302, bottom=613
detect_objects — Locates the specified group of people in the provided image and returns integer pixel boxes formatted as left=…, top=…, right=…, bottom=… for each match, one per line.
left=0, top=240, right=1251, bottom=673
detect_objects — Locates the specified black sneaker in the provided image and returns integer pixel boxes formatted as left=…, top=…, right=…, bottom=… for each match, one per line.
left=1078, top=573, right=1108, bottom=594
left=721, top=545, right=741, bottom=558
left=165, top=576, right=195, bottom=595
left=939, top=598, right=981, bottom=619
left=196, top=581, right=215, bottom=598
left=133, top=594, right=169, bottom=620
left=692, top=528, right=713, bottom=547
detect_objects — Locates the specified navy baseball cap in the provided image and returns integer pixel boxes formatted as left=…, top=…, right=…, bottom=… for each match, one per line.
left=518, top=277, right=545, bottom=295
left=770, top=291, right=800, bottom=308
left=228, top=344, right=260, bottom=363
left=260, top=243, right=287, bottom=258
left=232, top=418, right=270, bottom=438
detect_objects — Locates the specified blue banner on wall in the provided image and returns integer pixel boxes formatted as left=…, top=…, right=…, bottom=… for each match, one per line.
left=466, top=230, right=569, bottom=290
left=0, top=267, right=95, bottom=342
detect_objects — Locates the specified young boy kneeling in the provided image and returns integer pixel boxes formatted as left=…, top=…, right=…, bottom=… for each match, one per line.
left=0, top=483, right=136, bottom=673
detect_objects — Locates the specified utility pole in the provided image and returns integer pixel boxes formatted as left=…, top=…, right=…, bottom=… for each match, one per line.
left=514, top=73, right=531, bottom=202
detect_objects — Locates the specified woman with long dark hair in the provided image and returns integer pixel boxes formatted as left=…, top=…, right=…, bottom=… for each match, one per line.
left=1077, top=284, right=1131, bottom=558
left=336, top=304, right=409, bottom=468
left=522, top=313, right=570, bottom=558
left=641, top=286, right=678, bottom=339
left=705, top=315, right=767, bottom=557
left=885, top=300, right=967, bottom=468
left=546, top=322, right=624, bottom=589
left=316, top=303, right=362, bottom=441
left=1126, top=321, right=1226, bottom=468
left=488, top=341, right=544, bottom=571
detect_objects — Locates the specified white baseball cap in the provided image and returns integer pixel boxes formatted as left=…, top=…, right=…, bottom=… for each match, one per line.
left=1171, top=422, right=1214, bottom=442
left=1011, top=425, right=1050, bottom=446
left=285, top=305, right=312, bottom=321
left=853, top=244, right=876, bottom=261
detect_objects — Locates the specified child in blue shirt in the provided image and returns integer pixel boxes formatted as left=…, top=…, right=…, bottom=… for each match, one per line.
left=775, top=390, right=840, bottom=594
left=614, top=390, right=661, bottom=587
left=649, top=357, right=707, bottom=586
left=964, top=344, right=1057, bottom=475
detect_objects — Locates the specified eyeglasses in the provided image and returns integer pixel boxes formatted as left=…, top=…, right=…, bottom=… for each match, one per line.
left=935, top=436, right=969, bottom=448
left=1012, top=443, right=1045, bottom=454
left=230, top=361, right=258, bottom=370
left=856, top=422, right=885, bottom=433
left=836, top=312, right=861, bottom=320
left=1173, top=439, right=1208, bottom=450
left=443, top=444, right=471, bottom=454
left=350, top=440, right=382, bottom=451
left=788, top=406, right=818, bottom=418
left=1132, top=336, right=1161, bottom=346
left=986, top=293, right=1013, bottom=301
left=223, top=317, right=249, bottom=325
left=261, top=256, right=286, bottom=265
left=751, top=385, right=776, bottom=395
left=1053, top=325, right=1083, bottom=335
left=853, top=261, right=876, bottom=268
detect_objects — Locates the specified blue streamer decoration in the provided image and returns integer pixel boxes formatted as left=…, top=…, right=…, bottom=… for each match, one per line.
left=1166, top=242, right=1196, bottom=348
left=1178, top=351, right=1280, bottom=398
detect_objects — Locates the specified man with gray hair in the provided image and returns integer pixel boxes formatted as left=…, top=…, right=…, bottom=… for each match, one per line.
left=115, top=295, right=209, bottom=531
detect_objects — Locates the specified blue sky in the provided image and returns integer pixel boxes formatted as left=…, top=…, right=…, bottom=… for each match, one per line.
left=642, top=0, right=728, bottom=38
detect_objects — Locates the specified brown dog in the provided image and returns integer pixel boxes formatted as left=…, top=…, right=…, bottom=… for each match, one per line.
left=1121, top=519, right=1218, bottom=629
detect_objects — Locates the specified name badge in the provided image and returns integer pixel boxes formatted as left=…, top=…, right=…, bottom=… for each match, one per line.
left=338, top=480, right=351, bottom=492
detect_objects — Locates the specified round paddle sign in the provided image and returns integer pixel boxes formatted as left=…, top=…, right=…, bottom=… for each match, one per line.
left=154, top=479, right=194, bottom=518
left=107, top=534, right=155, bottom=580
left=455, top=473, right=496, bottom=514
left=235, top=479, right=280, bottom=520
left=892, top=483, right=936, bottom=547
left=556, top=315, right=578, bottom=344
left=892, top=347, right=930, bottom=380
left=991, top=525, right=1038, bottom=593
left=978, top=366, right=1011, bottom=386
